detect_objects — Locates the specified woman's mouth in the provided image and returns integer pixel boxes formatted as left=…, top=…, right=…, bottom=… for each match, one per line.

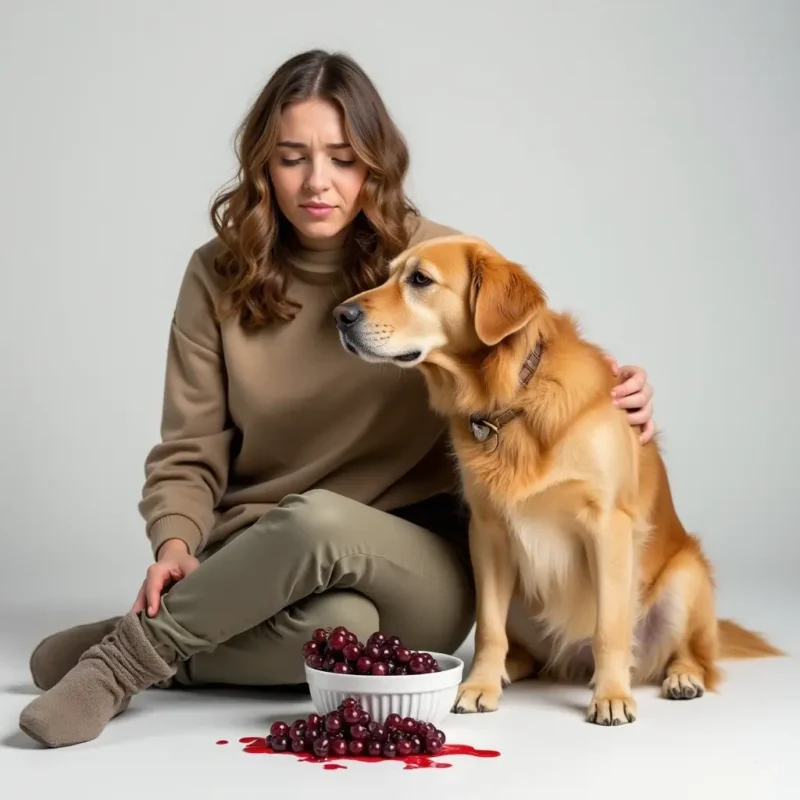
left=301, top=202, right=335, bottom=218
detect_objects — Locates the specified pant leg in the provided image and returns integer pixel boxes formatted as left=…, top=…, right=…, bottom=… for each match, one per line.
left=173, top=589, right=379, bottom=687
left=142, top=489, right=475, bottom=672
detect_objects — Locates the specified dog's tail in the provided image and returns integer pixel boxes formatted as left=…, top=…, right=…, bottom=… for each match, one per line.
left=717, top=619, right=784, bottom=660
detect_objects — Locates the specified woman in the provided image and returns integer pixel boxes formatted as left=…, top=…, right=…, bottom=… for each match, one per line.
left=19, top=49, right=655, bottom=747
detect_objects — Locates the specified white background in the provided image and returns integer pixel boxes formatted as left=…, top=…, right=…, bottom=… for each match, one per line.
left=1, top=0, right=798, bottom=602
left=5, top=0, right=797, bottom=606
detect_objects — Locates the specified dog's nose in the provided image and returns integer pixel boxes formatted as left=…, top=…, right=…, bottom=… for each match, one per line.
left=334, top=302, right=362, bottom=329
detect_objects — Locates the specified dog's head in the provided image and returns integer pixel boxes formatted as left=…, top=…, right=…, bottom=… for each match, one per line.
left=333, top=235, right=546, bottom=368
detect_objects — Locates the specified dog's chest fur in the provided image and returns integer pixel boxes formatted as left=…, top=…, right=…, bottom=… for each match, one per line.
left=505, top=503, right=598, bottom=641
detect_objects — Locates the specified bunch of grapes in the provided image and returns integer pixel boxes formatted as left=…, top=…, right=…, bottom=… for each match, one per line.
left=266, top=697, right=447, bottom=759
left=302, top=626, right=441, bottom=675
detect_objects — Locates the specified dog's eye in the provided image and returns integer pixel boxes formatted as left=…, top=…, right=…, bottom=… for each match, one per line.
left=409, top=270, right=433, bottom=288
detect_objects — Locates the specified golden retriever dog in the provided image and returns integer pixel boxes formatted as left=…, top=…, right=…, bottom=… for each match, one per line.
left=333, top=234, right=782, bottom=726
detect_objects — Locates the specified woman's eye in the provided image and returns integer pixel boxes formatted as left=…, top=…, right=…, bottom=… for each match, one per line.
left=279, top=157, right=355, bottom=167
left=409, top=270, right=433, bottom=287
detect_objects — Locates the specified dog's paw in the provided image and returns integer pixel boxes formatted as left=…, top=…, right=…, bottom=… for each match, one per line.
left=586, top=693, right=637, bottom=726
left=662, top=672, right=705, bottom=700
left=452, top=682, right=502, bottom=714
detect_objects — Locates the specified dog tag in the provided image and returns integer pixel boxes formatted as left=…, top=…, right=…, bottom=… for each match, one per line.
left=471, top=420, right=491, bottom=442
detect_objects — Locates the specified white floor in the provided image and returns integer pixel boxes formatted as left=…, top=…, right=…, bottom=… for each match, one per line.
left=1, top=570, right=797, bottom=799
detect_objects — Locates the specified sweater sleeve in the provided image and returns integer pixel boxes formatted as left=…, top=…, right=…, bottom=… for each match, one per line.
left=138, top=246, right=235, bottom=558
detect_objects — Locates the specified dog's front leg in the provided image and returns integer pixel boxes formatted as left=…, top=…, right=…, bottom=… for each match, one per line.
left=586, top=508, right=637, bottom=726
left=453, top=510, right=516, bottom=714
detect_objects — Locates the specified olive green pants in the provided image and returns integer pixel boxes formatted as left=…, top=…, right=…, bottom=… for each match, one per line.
left=141, top=490, right=475, bottom=687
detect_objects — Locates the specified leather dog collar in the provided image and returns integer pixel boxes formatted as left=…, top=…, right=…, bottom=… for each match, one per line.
left=469, top=340, right=543, bottom=453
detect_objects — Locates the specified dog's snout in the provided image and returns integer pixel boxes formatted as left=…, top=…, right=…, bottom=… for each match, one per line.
left=334, top=301, right=362, bottom=330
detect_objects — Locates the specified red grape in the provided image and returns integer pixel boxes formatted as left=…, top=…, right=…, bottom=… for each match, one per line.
left=306, top=654, right=323, bottom=670
left=397, top=738, right=413, bottom=756
left=363, top=643, right=381, bottom=661
left=356, top=656, right=373, bottom=674
left=425, top=737, right=443, bottom=755
left=313, top=737, right=331, bottom=758
left=322, top=656, right=337, bottom=671
left=270, top=721, right=289, bottom=738
left=409, top=655, right=426, bottom=674
left=302, top=641, right=320, bottom=659
left=367, top=722, right=387, bottom=742
left=382, top=741, right=397, bottom=758
left=324, top=713, right=343, bottom=734
left=402, top=717, right=419, bottom=735
left=419, top=723, right=436, bottom=739
left=349, top=724, right=368, bottom=741
left=312, top=628, right=329, bottom=644
left=343, top=706, right=361, bottom=725
left=349, top=740, right=365, bottom=756
left=331, top=739, right=349, bottom=757
left=342, top=643, right=362, bottom=661
left=386, top=713, right=402, bottom=731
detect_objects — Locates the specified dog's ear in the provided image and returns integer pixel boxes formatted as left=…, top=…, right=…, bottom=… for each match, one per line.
left=469, top=245, right=546, bottom=346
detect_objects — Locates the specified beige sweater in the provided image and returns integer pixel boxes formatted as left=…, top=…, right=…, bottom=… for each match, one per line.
left=139, top=215, right=461, bottom=557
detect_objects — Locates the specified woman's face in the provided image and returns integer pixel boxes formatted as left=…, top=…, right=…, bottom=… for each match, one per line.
left=268, top=98, right=369, bottom=250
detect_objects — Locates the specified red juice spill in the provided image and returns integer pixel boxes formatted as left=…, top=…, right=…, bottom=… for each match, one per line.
left=216, top=740, right=229, bottom=745
left=240, top=737, right=269, bottom=753
left=231, top=736, right=500, bottom=770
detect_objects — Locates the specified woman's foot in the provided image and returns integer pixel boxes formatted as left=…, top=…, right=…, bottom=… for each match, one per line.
left=30, top=616, right=121, bottom=690
left=19, top=611, right=176, bottom=748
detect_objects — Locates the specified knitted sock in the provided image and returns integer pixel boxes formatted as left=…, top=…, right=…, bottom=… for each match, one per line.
left=30, top=616, right=121, bottom=690
left=19, top=611, right=176, bottom=748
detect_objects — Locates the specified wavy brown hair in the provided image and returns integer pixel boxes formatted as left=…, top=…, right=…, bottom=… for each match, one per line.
left=209, top=49, right=419, bottom=330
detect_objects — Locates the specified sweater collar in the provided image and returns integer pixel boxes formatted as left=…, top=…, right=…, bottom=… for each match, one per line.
left=288, top=244, right=345, bottom=275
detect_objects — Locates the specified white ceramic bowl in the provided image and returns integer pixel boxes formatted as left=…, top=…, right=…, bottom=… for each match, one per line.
left=305, top=652, right=463, bottom=726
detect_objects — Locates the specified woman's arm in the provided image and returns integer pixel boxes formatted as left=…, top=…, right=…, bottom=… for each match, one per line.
left=138, top=246, right=236, bottom=558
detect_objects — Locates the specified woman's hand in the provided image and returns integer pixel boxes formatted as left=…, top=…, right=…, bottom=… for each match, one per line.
left=132, top=539, right=200, bottom=617
left=604, top=356, right=655, bottom=444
